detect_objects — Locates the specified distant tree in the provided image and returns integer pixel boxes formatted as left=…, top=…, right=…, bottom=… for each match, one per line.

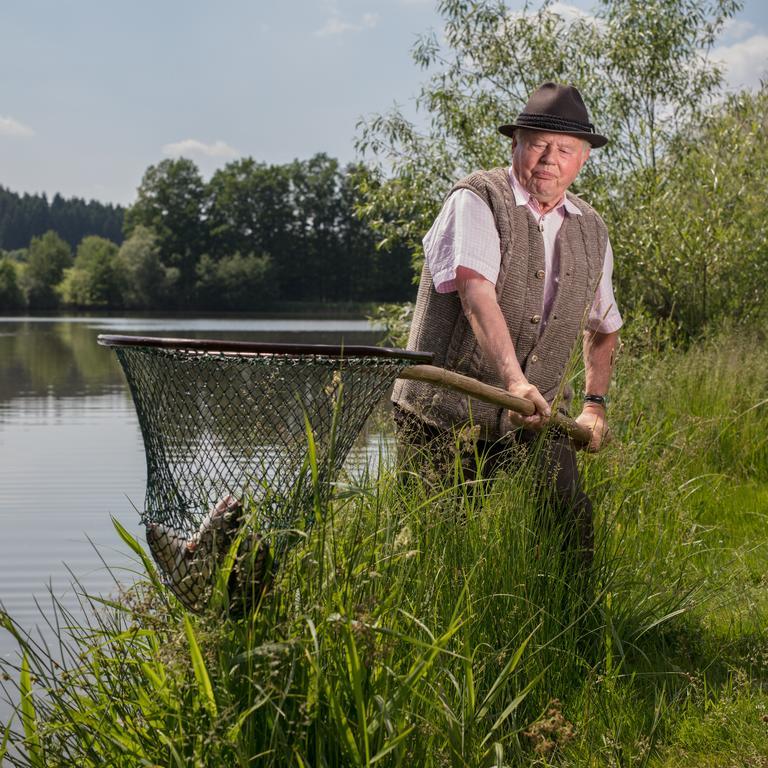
left=195, top=252, right=273, bottom=310
left=0, top=186, right=123, bottom=250
left=205, top=153, right=413, bottom=304
left=125, top=158, right=208, bottom=302
left=340, top=164, right=413, bottom=302
left=114, top=226, right=178, bottom=309
left=207, top=159, right=294, bottom=265
left=57, top=236, right=119, bottom=307
left=0, top=258, right=24, bottom=311
left=21, top=231, right=72, bottom=309
left=285, top=154, right=344, bottom=301
left=121, top=151, right=416, bottom=310
left=3, top=248, right=27, bottom=262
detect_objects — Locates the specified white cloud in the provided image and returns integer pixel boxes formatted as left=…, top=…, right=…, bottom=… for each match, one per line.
left=498, top=2, right=603, bottom=37
left=0, top=115, right=34, bottom=137
left=549, top=2, right=597, bottom=23
left=315, top=11, right=379, bottom=37
left=161, top=138, right=239, bottom=159
left=719, top=18, right=756, bottom=44
left=316, top=16, right=355, bottom=36
left=713, top=34, right=768, bottom=91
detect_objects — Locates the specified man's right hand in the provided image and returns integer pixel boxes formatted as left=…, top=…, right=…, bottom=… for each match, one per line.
left=504, top=379, right=551, bottom=431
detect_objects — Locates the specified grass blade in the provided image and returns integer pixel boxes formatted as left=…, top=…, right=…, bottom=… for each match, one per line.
left=111, top=515, right=166, bottom=595
left=0, top=713, right=14, bottom=763
left=476, top=622, right=541, bottom=721
left=481, top=667, right=548, bottom=749
left=369, top=725, right=415, bottom=765
left=342, top=621, right=371, bottom=764
left=20, top=652, right=43, bottom=766
left=184, top=614, right=218, bottom=720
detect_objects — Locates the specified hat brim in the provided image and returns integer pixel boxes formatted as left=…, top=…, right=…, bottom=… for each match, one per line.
left=498, top=122, right=608, bottom=148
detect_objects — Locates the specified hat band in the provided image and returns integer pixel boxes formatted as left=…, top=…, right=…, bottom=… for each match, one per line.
left=515, top=112, right=595, bottom=135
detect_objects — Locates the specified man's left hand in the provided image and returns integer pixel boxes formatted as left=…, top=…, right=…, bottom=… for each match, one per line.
left=575, top=403, right=610, bottom=452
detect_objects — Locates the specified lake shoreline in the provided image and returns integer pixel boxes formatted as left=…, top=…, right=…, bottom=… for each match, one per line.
left=0, top=301, right=381, bottom=321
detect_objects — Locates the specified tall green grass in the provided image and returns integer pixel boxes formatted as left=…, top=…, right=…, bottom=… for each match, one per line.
left=2, top=328, right=768, bottom=766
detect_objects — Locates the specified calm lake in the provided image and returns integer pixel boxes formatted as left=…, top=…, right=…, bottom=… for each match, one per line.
left=0, top=315, right=389, bottom=710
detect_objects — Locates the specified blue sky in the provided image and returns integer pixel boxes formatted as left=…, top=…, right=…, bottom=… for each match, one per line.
left=1, top=0, right=766, bottom=205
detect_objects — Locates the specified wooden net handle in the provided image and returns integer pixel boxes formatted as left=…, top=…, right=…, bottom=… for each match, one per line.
left=398, top=364, right=592, bottom=446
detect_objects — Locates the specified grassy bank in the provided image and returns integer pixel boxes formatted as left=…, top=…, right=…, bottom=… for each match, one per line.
left=2, top=329, right=768, bottom=767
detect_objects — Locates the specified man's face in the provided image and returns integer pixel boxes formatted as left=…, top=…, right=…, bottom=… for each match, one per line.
left=511, top=129, right=590, bottom=207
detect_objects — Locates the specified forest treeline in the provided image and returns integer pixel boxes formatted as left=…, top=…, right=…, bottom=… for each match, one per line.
left=0, top=186, right=124, bottom=251
left=0, top=153, right=413, bottom=312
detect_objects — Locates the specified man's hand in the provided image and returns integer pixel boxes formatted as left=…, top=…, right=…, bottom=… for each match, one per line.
left=574, top=403, right=610, bottom=452
left=504, top=379, right=551, bottom=431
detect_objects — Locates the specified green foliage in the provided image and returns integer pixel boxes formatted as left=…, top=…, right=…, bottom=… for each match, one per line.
left=20, top=230, right=72, bottom=309
left=367, top=301, right=414, bottom=348
left=195, top=251, right=273, bottom=310
left=611, top=86, right=768, bottom=335
left=0, top=257, right=24, bottom=311
left=113, top=225, right=179, bottom=309
left=124, top=157, right=209, bottom=302
left=8, top=152, right=413, bottom=312
left=120, top=153, right=413, bottom=309
left=57, top=235, right=119, bottom=307
left=207, top=158, right=294, bottom=275
left=594, top=0, right=740, bottom=176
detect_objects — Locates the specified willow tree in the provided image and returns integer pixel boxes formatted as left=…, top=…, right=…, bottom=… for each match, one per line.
left=613, top=85, right=768, bottom=334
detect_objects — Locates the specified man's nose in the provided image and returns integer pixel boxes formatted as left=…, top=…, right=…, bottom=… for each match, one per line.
left=540, top=145, right=556, bottom=163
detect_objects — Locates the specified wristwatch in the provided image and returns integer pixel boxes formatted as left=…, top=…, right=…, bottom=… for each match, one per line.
left=583, top=393, right=607, bottom=408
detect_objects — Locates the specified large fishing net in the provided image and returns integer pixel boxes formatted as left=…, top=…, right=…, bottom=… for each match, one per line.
left=99, top=335, right=432, bottom=612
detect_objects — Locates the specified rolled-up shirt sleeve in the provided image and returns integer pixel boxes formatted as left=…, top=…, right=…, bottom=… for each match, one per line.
left=587, top=238, right=623, bottom=333
left=422, top=189, right=501, bottom=293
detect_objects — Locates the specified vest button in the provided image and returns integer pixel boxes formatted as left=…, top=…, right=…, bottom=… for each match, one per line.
left=530, top=314, right=541, bottom=324
left=530, top=354, right=539, bottom=363
left=535, top=269, right=545, bottom=279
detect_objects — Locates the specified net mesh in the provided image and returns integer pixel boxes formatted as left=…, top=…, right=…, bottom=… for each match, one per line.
left=105, top=338, right=425, bottom=612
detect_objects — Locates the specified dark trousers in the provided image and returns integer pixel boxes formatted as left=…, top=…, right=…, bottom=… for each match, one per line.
left=393, top=407, right=594, bottom=567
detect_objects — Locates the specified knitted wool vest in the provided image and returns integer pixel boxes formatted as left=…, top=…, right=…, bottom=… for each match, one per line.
left=391, top=167, right=607, bottom=441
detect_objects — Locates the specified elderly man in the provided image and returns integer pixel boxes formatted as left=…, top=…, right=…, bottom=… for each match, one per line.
left=391, top=82, right=621, bottom=563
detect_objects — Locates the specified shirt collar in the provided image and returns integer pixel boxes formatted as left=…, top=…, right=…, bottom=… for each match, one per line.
left=507, top=167, right=582, bottom=216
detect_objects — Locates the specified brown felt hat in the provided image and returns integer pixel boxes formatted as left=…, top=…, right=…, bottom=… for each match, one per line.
left=498, top=82, right=608, bottom=148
